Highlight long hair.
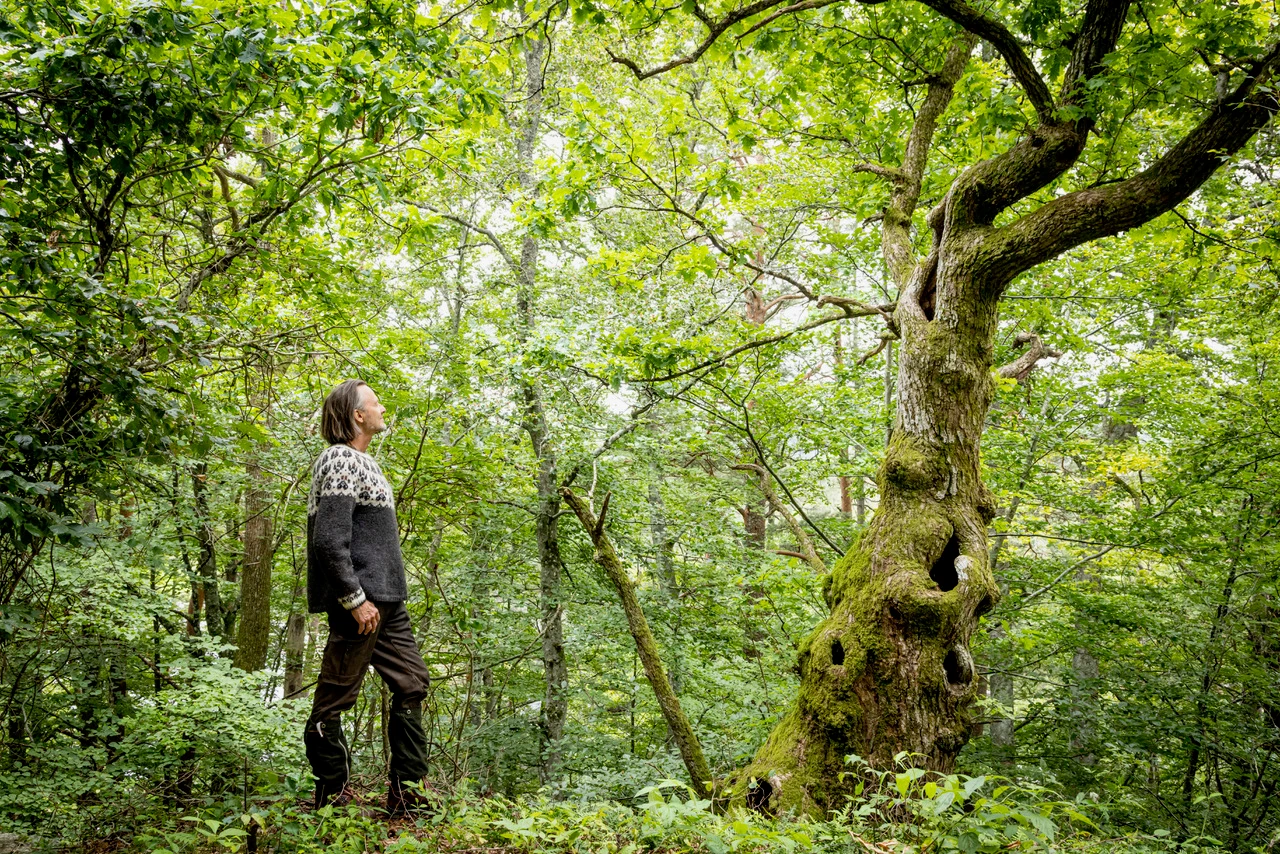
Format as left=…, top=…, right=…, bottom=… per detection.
left=320, top=379, right=368, bottom=445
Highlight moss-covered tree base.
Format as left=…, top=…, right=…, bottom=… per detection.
left=730, top=361, right=1000, bottom=818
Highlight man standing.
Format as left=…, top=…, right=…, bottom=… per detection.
left=304, top=379, right=433, bottom=814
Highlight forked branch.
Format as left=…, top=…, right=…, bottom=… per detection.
left=916, top=0, right=1053, bottom=122
left=990, top=38, right=1280, bottom=282
left=997, top=332, right=1062, bottom=382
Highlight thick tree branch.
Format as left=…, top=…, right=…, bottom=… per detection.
left=916, top=0, right=1053, bottom=122
left=988, top=41, right=1280, bottom=281
left=1060, top=0, right=1133, bottom=107
left=939, top=0, right=1133, bottom=237
left=882, top=33, right=976, bottom=288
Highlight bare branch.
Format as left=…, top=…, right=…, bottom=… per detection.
left=401, top=199, right=519, bottom=272
left=1021, top=546, right=1115, bottom=604
left=738, top=408, right=845, bottom=557
left=996, top=331, right=1063, bottom=382
left=593, top=491, right=611, bottom=540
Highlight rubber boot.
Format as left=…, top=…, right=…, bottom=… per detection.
left=304, top=716, right=353, bottom=809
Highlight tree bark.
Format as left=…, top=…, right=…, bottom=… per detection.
left=561, top=489, right=714, bottom=800
left=192, top=463, right=224, bottom=639
left=737, top=255, right=1003, bottom=812
left=234, top=388, right=275, bottom=671
left=284, top=609, right=306, bottom=699
left=511, top=29, right=568, bottom=786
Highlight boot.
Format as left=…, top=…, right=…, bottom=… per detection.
left=305, top=716, right=353, bottom=810
left=386, top=776, right=438, bottom=817
left=314, top=780, right=356, bottom=810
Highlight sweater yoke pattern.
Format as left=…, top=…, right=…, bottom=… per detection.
left=307, top=445, right=395, bottom=515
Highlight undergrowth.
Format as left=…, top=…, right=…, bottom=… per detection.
left=111, top=761, right=1237, bottom=854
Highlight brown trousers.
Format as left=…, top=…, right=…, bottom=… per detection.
left=305, top=601, right=431, bottom=788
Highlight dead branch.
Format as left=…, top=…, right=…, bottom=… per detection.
left=996, top=331, right=1063, bottom=382
left=733, top=463, right=826, bottom=573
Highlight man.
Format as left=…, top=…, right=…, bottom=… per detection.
left=304, top=379, right=433, bottom=815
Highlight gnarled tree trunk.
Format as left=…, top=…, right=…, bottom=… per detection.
left=721, top=0, right=1279, bottom=815
left=739, top=259, right=1001, bottom=812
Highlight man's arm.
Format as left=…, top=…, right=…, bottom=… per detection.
left=312, top=493, right=380, bottom=633
left=312, top=493, right=366, bottom=607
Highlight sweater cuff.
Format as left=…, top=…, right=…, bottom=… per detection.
left=338, top=588, right=367, bottom=610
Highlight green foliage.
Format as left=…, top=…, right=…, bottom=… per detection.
left=1, top=0, right=1278, bottom=850
left=128, top=779, right=1220, bottom=854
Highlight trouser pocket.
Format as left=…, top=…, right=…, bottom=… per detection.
left=304, top=716, right=351, bottom=788
left=387, top=704, right=430, bottom=781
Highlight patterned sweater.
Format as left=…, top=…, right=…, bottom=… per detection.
left=306, top=444, right=408, bottom=613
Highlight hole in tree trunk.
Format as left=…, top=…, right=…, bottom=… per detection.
left=746, top=778, right=774, bottom=815
left=831, top=638, right=845, bottom=666
left=930, top=533, right=962, bottom=592
left=943, top=647, right=972, bottom=686
left=976, top=593, right=994, bottom=617
left=919, top=263, right=937, bottom=321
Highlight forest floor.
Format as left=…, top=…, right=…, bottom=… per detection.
left=97, top=780, right=1209, bottom=854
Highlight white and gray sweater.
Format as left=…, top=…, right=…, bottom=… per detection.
left=306, top=444, right=408, bottom=612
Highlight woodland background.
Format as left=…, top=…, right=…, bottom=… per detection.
left=1, top=0, right=1278, bottom=851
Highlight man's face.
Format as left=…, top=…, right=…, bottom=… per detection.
left=354, top=386, right=388, bottom=435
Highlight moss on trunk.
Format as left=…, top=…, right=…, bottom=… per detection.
left=733, top=272, right=1000, bottom=816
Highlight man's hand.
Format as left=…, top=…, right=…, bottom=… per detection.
left=352, top=601, right=380, bottom=635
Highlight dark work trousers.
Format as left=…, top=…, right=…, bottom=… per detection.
left=304, top=601, right=431, bottom=793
